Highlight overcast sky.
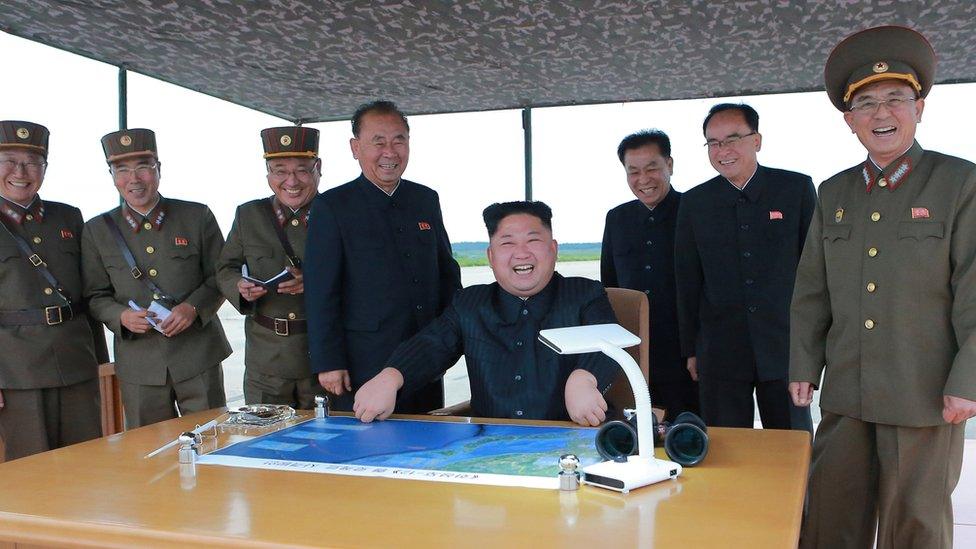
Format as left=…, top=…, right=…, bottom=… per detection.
left=3, top=31, right=975, bottom=243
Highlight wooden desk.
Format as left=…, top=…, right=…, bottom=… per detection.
left=0, top=411, right=809, bottom=548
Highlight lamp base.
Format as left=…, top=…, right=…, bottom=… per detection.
left=582, top=456, right=682, bottom=494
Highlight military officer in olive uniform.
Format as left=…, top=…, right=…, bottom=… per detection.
left=790, top=26, right=976, bottom=548
left=82, top=129, right=230, bottom=428
left=216, top=127, right=326, bottom=408
left=0, top=121, right=102, bottom=460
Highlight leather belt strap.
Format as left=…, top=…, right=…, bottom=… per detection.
left=253, top=312, right=306, bottom=336
left=266, top=199, right=302, bottom=268
left=0, top=214, right=72, bottom=305
left=100, top=213, right=177, bottom=306
left=0, top=303, right=82, bottom=327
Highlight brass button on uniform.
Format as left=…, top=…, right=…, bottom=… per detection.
left=143, top=222, right=153, bottom=230
left=290, top=219, right=299, bottom=227
left=148, top=268, right=158, bottom=277
left=868, top=247, right=878, bottom=257
left=878, top=178, right=888, bottom=188
left=32, top=236, right=41, bottom=244
left=287, top=312, right=297, bottom=320
left=146, top=246, right=155, bottom=254
left=871, top=212, right=881, bottom=222
left=25, top=214, right=33, bottom=221
left=43, top=287, right=53, bottom=295
left=866, top=282, right=877, bottom=292
left=864, top=319, right=875, bottom=329
left=153, top=293, right=161, bottom=300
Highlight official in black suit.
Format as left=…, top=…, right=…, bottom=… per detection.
left=601, top=129, right=698, bottom=422
left=353, top=201, right=618, bottom=426
left=675, top=103, right=815, bottom=431
left=305, top=101, right=461, bottom=413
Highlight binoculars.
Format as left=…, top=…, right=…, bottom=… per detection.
left=595, top=411, right=709, bottom=467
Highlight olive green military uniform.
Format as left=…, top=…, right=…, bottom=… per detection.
left=217, top=198, right=324, bottom=408
left=82, top=129, right=230, bottom=428
left=0, top=121, right=101, bottom=461
left=791, top=26, right=975, bottom=549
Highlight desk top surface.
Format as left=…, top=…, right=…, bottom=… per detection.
left=0, top=411, right=809, bottom=548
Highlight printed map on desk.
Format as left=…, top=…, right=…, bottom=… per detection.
left=197, top=416, right=603, bottom=489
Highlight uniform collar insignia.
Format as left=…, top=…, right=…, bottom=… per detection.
left=0, top=196, right=43, bottom=225
left=863, top=141, right=923, bottom=193
left=123, top=198, right=167, bottom=232
left=271, top=197, right=310, bottom=227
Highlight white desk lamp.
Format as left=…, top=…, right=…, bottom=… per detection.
left=539, top=323, right=682, bottom=493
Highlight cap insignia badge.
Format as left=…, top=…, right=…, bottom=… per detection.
left=15, top=127, right=29, bottom=139
left=280, top=135, right=292, bottom=146
left=120, top=135, right=132, bottom=146
left=835, top=208, right=844, bottom=223
left=873, top=61, right=889, bottom=73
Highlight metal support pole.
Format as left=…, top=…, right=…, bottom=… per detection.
left=118, top=65, right=128, bottom=130
left=522, top=107, right=532, bottom=201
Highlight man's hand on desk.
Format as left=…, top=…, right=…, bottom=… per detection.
left=353, top=367, right=404, bottom=423
left=565, top=369, right=607, bottom=427
left=318, top=370, right=352, bottom=395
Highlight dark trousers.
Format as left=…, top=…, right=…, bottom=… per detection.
left=244, top=369, right=328, bottom=410
left=801, top=413, right=963, bottom=549
left=0, top=378, right=101, bottom=461
left=650, top=378, right=700, bottom=423
left=699, top=375, right=812, bottom=431
left=120, top=364, right=226, bottom=428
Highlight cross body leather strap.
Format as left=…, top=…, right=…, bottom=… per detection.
left=100, top=213, right=177, bottom=306
left=266, top=199, right=302, bottom=268
left=0, top=213, right=71, bottom=305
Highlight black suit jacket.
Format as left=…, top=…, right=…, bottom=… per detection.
left=601, top=189, right=686, bottom=383
left=674, top=166, right=816, bottom=382
left=304, top=175, right=461, bottom=392
left=387, top=273, right=618, bottom=421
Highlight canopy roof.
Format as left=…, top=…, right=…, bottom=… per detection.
left=2, top=1, right=975, bottom=123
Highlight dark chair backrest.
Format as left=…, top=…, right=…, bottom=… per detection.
left=604, top=287, right=650, bottom=413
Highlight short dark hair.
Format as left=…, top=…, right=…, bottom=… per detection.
left=616, top=129, right=671, bottom=164
left=483, top=201, right=553, bottom=238
left=351, top=100, right=410, bottom=137
left=702, top=103, right=760, bottom=135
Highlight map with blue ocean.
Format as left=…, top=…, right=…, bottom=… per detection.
left=198, top=416, right=604, bottom=489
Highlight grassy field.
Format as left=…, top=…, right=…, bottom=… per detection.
left=452, top=242, right=600, bottom=267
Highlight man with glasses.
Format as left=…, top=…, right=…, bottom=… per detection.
left=216, top=127, right=326, bottom=408
left=791, top=26, right=976, bottom=548
left=0, top=121, right=102, bottom=460
left=674, top=103, right=816, bottom=431
left=305, top=100, right=461, bottom=413
left=82, top=129, right=230, bottom=428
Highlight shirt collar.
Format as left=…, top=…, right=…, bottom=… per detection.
left=0, top=195, right=44, bottom=225
left=494, top=272, right=560, bottom=325
left=122, top=196, right=167, bottom=232
left=724, top=164, right=759, bottom=192
left=271, top=196, right=311, bottom=227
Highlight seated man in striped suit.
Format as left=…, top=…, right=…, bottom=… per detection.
left=353, top=201, right=618, bottom=426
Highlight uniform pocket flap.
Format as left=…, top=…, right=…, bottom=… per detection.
left=898, top=221, right=944, bottom=240
left=822, top=224, right=852, bottom=241
left=0, top=246, right=20, bottom=261
left=170, top=247, right=200, bottom=259
left=244, top=245, right=275, bottom=259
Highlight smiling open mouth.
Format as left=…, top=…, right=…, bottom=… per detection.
left=872, top=126, right=896, bottom=136
left=513, top=264, right=534, bottom=274
left=379, top=162, right=398, bottom=170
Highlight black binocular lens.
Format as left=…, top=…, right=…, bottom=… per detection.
left=594, top=411, right=709, bottom=467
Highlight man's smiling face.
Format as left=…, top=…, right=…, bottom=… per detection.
left=487, top=213, right=558, bottom=298
left=843, top=80, right=923, bottom=167
left=623, top=143, right=673, bottom=208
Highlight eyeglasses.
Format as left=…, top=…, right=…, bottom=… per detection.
left=268, top=167, right=316, bottom=181
left=704, top=132, right=757, bottom=149
left=0, top=159, right=47, bottom=173
left=111, top=163, right=158, bottom=177
left=849, top=97, right=916, bottom=114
